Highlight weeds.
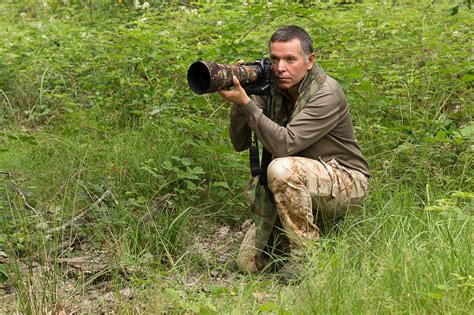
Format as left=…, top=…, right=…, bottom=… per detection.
left=0, top=0, right=472, bottom=313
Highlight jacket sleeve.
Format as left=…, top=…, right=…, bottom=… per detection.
left=229, top=95, right=267, bottom=152
left=239, top=84, right=344, bottom=157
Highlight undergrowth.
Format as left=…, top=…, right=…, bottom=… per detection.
left=0, top=0, right=472, bottom=313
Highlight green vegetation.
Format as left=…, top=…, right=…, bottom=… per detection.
left=0, top=0, right=472, bottom=313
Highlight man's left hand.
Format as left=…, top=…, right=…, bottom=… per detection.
left=217, top=76, right=251, bottom=107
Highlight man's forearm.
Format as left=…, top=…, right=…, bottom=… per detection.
left=230, top=103, right=252, bottom=151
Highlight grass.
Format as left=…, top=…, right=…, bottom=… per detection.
left=0, top=0, right=472, bottom=313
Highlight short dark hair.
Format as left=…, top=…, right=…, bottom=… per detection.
left=269, top=25, right=313, bottom=56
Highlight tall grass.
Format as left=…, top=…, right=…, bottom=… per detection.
left=0, top=0, right=472, bottom=313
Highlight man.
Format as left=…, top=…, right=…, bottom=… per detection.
left=218, top=25, right=370, bottom=275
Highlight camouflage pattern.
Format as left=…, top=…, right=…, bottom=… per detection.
left=237, top=176, right=277, bottom=273
left=236, top=65, right=368, bottom=273
left=267, top=157, right=369, bottom=246
left=291, top=63, right=326, bottom=120
left=236, top=156, right=368, bottom=273
left=237, top=65, right=331, bottom=274
left=268, top=64, right=326, bottom=125
left=187, top=60, right=260, bottom=94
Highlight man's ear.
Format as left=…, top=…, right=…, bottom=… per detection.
left=307, top=53, right=315, bottom=70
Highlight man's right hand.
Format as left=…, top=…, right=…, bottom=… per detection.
left=217, top=76, right=251, bottom=107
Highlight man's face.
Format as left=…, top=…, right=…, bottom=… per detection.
left=269, top=38, right=314, bottom=91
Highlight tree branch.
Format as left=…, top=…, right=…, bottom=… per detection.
left=0, top=171, right=39, bottom=215
left=47, top=189, right=112, bottom=235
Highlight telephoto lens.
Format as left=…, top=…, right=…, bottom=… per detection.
left=187, top=61, right=261, bottom=94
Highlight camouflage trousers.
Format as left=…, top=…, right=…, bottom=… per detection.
left=237, top=157, right=368, bottom=273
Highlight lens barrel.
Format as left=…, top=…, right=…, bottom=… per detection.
left=187, top=61, right=261, bottom=94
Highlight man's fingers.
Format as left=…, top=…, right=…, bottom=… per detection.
left=218, top=76, right=249, bottom=106
left=217, top=89, right=230, bottom=98
left=218, top=88, right=237, bottom=98
left=232, top=76, right=241, bottom=88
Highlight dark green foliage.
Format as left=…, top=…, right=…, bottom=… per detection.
left=0, top=1, right=472, bottom=313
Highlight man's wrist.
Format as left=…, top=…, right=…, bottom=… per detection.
left=238, top=96, right=251, bottom=107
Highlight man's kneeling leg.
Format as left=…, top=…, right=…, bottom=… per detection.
left=236, top=182, right=277, bottom=273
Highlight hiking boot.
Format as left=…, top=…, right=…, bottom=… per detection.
left=236, top=225, right=268, bottom=273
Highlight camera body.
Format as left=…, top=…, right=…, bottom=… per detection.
left=241, top=58, right=272, bottom=96
left=187, top=57, right=273, bottom=96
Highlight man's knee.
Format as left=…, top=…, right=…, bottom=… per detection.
left=267, top=157, right=305, bottom=193
left=267, top=158, right=292, bottom=183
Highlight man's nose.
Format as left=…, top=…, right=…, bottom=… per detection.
left=274, top=60, right=286, bottom=73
